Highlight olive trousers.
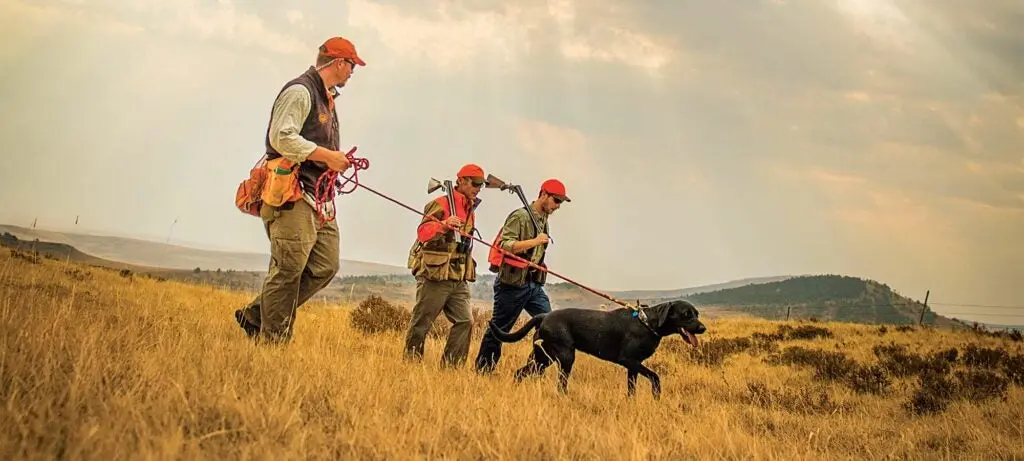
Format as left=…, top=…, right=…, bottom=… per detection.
left=403, top=277, right=474, bottom=367
left=237, top=199, right=339, bottom=344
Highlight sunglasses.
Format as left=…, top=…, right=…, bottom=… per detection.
left=470, top=179, right=485, bottom=187
left=552, top=197, right=564, bottom=204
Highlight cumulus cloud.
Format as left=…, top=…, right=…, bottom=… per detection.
left=517, top=118, right=588, bottom=163
left=344, top=0, right=533, bottom=71
left=155, top=0, right=308, bottom=55
left=787, top=167, right=968, bottom=275
left=831, top=0, right=918, bottom=52
left=0, top=0, right=309, bottom=56
left=0, top=0, right=144, bottom=41
left=345, top=0, right=674, bottom=75
left=513, top=117, right=598, bottom=191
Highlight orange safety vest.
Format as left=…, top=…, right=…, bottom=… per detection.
left=408, top=192, right=478, bottom=282
left=487, top=206, right=546, bottom=273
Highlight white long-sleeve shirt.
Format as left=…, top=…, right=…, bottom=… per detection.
left=268, top=84, right=319, bottom=163
left=266, top=83, right=337, bottom=220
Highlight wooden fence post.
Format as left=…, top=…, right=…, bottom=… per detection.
left=918, top=290, right=930, bottom=325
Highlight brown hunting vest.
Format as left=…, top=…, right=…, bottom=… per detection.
left=264, top=66, right=340, bottom=195
left=408, top=192, right=480, bottom=282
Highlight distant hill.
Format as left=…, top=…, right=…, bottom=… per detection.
left=657, top=274, right=961, bottom=327
left=0, top=232, right=289, bottom=291
left=0, top=233, right=149, bottom=271
left=0, top=224, right=406, bottom=277
left=606, top=275, right=796, bottom=301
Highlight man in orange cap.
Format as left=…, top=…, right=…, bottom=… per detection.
left=403, top=163, right=488, bottom=367
left=234, top=36, right=366, bottom=344
left=475, top=178, right=570, bottom=374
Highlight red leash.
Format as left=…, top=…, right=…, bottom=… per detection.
left=312, top=146, right=370, bottom=227
left=329, top=171, right=643, bottom=312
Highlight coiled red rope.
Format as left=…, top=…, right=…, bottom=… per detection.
left=313, top=146, right=370, bottom=227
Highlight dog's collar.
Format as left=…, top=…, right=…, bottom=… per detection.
left=631, top=308, right=660, bottom=336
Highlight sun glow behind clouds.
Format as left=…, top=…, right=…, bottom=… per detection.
left=832, top=0, right=917, bottom=52
left=345, top=0, right=673, bottom=76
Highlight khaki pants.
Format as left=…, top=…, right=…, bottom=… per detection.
left=238, top=199, right=339, bottom=344
left=404, top=278, right=473, bottom=367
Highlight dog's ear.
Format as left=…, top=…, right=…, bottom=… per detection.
left=655, top=303, right=673, bottom=330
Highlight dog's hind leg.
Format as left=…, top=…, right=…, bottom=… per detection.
left=626, top=369, right=639, bottom=397
left=553, top=348, right=576, bottom=395
left=513, top=341, right=552, bottom=382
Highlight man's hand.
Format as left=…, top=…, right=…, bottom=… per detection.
left=509, top=233, right=549, bottom=253
left=325, top=150, right=351, bottom=172
left=445, top=215, right=464, bottom=228
left=307, top=147, right=351, bottom=172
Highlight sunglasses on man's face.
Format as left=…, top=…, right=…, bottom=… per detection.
left=470, top=179, right=485, bottom=187
left=552, top=196, right=564, bottom=204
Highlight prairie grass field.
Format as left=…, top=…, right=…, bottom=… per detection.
left=1, top=248, right=1022, bottom=460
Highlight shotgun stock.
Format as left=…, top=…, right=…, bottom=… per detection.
left=484, top=174, right=551, bottom=246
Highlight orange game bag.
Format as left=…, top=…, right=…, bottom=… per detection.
left=235, top=155, right=268, bottom=217
left=260, top=157, right=304, bottom=207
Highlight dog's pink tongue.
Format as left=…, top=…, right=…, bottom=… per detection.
left=681, top=329, right=699, bottom=348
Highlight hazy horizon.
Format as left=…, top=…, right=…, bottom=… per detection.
left=3, top=220, right=1022, bottom=327
left=1, top=0, right=1021, bottom=325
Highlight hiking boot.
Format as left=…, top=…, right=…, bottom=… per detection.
left=234, top=309, right=259, bottom=339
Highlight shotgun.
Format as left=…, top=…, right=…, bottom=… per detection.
left=484, top=174, right=551, bottom=245
left=427, top=177, right=467, bottom=252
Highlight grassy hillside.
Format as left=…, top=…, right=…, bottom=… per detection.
left=1, top=247, right=1022, bottom=459
left=0, top=224, right=407, bottom=276
left=665, top=274, right=961, bottom=327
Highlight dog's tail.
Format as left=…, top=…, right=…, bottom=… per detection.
left=488, top=315, right=546, bottom=343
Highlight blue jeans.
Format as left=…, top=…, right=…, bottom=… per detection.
left=474, top=278, right=552, bottom=373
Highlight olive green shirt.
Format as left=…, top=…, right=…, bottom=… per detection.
left=499, top=206, right=548, bottom=264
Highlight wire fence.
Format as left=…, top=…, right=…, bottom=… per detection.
left=687, top=300, right=1024, bottom=330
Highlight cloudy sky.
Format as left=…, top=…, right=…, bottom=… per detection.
left=1, top=0, right=1022, bottom=324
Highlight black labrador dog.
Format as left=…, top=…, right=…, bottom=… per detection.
left=487, top=299, right=706, bottom=399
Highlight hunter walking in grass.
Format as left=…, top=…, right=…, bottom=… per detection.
left=403, top=164, right=487, bottom=367
left=234, top=36, right=366, bottom=344
left=474, top=179, right=569, bottom=374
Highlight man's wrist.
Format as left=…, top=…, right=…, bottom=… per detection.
left=511, top=239, right=535, bottom=253
left=307, top=146, right=335, bottom=163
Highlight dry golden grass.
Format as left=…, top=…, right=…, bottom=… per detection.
left=1, top=247, right=1023, bottom=460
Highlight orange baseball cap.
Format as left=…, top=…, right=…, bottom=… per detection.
left=457, top=163, right=485, bottom=179
left=319, top=37, right=366, bottom=66
left=541, top=179, right=570, bottom=202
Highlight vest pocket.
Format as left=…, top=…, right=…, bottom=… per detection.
left=417, top=250, right=452, bottom=282
left=498, top=264, right=528, bottom=287
left=530, top=264, right=548, bottom=285
left=261, top=157, right=303, bottom=207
